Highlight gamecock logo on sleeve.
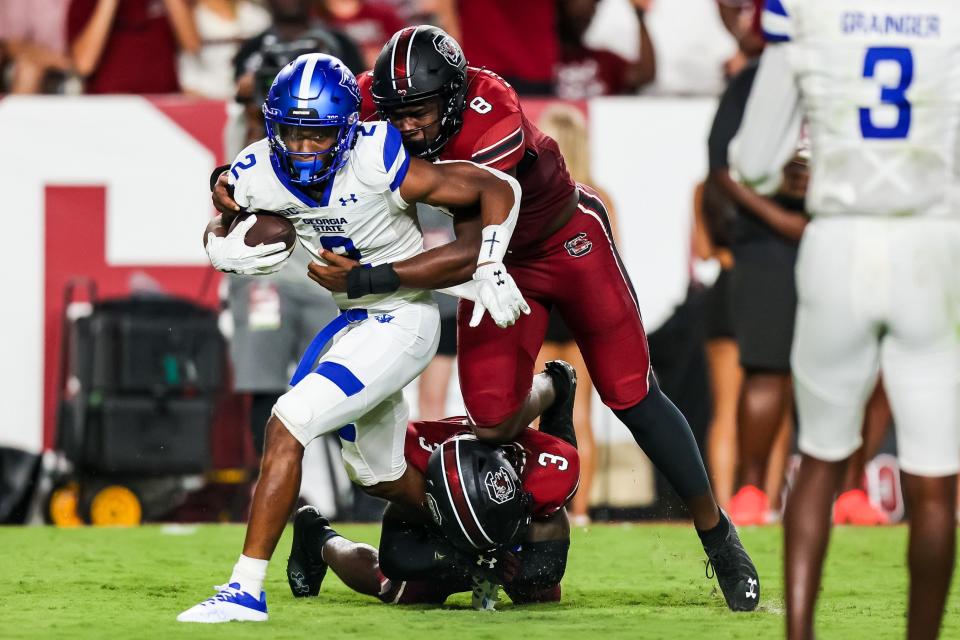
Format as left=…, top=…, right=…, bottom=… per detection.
left=484, top=467, right=516, bottom=504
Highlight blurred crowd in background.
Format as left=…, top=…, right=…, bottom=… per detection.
left=0, top=0, right=766, bottom=99
left=1, top=0, right=902, bottom=527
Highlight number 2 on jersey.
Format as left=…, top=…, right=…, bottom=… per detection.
left=859, top=46, right=913, bottom=139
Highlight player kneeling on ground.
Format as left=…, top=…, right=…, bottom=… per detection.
left=178, top=52, right=529, bottom=623
left=287, top=415, right=579, bottom=609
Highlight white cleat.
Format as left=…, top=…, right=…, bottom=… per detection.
left=177, top=583, right=268, bottom=623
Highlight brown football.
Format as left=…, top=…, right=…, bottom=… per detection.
left=228, top=211, right=297, bottom=250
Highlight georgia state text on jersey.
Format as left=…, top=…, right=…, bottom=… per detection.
left=405, top=418, right=580, bottom=521
left=359, top=67, right=577, bottom=254
left=228, top=121, right=424, bottom=310
left=736, top=0, right=960, bottom=219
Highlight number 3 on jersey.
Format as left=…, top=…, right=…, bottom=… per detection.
left=538, top=452, right=569, bottom=471
left=860, top=46, right=913, bottom=139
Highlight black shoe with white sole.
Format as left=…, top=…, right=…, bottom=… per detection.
left=703, top=514, right=760, bottom=612
left=287, top=505, right=337, bottom=598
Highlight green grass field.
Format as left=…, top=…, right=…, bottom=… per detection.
left=1, top=523, right=957, bottom=639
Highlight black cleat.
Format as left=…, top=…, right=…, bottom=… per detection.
left=540, top=360, right=578, bottom=448
left=287, top=505, right=335, bottom=598
left=703, top=516, right=760, bottom=612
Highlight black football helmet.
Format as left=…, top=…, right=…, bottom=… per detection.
left=424, top=434, right=532, bottom=554
left=247, top=29, right=344, bottom=106
left=370, top=25, right=468, bottom=158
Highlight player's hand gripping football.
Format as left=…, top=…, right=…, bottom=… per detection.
left=205, top=214, right=291, bottom=275
left=307, top=249, right=357, bottom=292
left=470, top=262, right=531, bottom=329
left=212, top=172, right=240, bottom=214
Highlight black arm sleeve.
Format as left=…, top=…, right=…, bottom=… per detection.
left=378, top=516, right=469, bottom=583
left=707, top=61, right=760, bottom=172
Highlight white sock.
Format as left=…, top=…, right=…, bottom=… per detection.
left=229, top=555, right=268, bottom=595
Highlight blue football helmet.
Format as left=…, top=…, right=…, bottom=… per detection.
left=262, top=53, right=361, bottom=187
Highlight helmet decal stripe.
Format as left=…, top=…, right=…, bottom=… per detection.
left=388, top=31, right=400, bottom=90
left=440, top=440, right=485, bottom=549
left=454, top=439, right=496, bottom=546
left=392, top=26, right=417, bottom=93
left=405, top=25, right=420, bottom=89
left=297, top=55, right=320, bottom=108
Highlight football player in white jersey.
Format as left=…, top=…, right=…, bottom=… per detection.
left=179, top=53, right=531, bottom=623
left=732, top=1, right=960, bottom=637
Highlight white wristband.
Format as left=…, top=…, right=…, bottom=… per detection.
left=478, top=224, right=509, bottom=264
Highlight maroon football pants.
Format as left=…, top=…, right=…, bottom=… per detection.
left=458, top=186, right=651, bottom=426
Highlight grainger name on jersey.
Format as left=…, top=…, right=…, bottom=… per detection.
left=739, top=0, right=960, bottom=219
left=840, top=11, right=941, bottom=37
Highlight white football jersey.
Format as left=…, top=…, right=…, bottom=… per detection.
left=734, top=0, right=960, bottom=218
left=228, top=121, right=427, bottom=310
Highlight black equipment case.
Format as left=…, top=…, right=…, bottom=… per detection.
left=50, top=280, right=226, bottom=523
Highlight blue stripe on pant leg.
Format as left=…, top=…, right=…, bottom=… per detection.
left=314, top=361, right=365, bottom=397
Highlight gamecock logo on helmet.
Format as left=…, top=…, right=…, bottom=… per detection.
left=484, top=467, right=516, bottom=504
left=433, top=33, right=463, bottom=66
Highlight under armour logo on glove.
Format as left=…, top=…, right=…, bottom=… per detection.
left=745, top=578, right=758, bottom=599
left=470, top=261, right=531, bottom=328
left=339, top=194, right=358, bottom=206
left=476, top=555, right=498, bottom=570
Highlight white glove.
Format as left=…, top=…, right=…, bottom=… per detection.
left=205, top=214, right=291, bottom=275
left=469, top=262, right=531, bottom=329
left=436, top=281, right=479, bottom=303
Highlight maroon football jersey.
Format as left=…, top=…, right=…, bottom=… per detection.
left=405, top=417, right=580, bottom=521
left=358, top=67, right=577, bottom=255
